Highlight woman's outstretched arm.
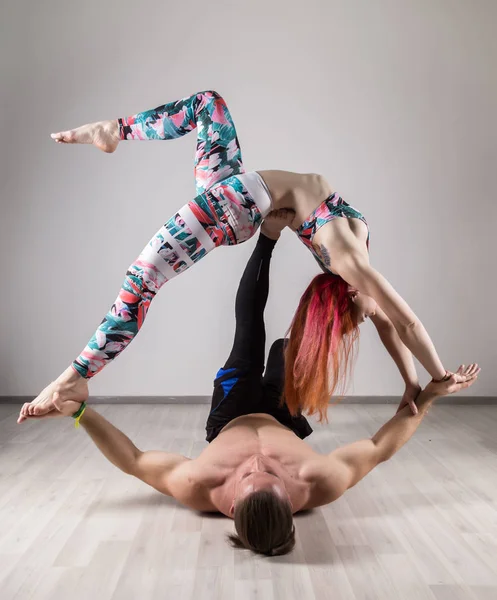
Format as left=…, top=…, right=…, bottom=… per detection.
left=335, top=248, right=447, bottom=380
left=318, top=224, right=448, bottom=381
left=370, top=307, right=421, bottom=413
left=370, top=307, right=419, bottom=385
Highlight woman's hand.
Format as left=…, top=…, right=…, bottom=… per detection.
left=396, top=383, right=422, bottom=415
left=426, top=364, right=480, bottom=397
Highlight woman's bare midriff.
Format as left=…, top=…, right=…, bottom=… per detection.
left=257, top=170, right=334, bottom=228
left=257, top=169, right=369, bottom=265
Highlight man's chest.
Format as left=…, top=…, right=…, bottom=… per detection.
left=197, top=429, right=318, bottom=481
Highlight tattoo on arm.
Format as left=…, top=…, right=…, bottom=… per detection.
left=319, top=244, right=331, bottom=267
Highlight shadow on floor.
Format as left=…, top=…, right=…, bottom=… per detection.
left=93, top=491, right=187, bottom=512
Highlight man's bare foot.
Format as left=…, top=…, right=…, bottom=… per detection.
left=261, top=209, right=296, bottom=241
left=50, top=120, right=120, bottom=153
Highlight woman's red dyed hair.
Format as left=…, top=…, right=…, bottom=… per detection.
left=284, top=273, right=359, bottom=422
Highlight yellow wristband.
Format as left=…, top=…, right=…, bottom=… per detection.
left=73, top=404, right=87, bottom=429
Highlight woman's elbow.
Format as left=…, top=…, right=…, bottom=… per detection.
left=396, top=317, right=421, bottom=337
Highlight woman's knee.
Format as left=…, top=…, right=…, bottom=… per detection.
left=194, top=90, right=224, bottom=105
left=200, top=90, right=223, bottom=100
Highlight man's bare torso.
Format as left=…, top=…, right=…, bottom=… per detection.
left=167, top=414, right=336, bottom=517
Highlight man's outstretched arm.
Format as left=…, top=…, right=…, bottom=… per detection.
left=316, top=364, right=480, bottom=502
left=79, top=408, right=190, bottom=495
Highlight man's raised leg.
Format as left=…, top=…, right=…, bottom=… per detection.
left=205, top=210, right=294, bottom=441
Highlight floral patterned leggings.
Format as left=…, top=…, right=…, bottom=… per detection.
left=73, top=91, right=270, bottom=379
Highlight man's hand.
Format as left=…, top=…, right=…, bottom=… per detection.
left=426, top=364, right=480, bottom=397
left=397, top=383, right=422, bottom=415
left=52, top=392, right=83, bottom=416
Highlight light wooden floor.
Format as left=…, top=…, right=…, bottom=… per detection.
left=1, top=403, right=496, bottom=600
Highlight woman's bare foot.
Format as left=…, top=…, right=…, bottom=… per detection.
left=50, top=119, right=120, bottom=153
left=261, top=209, right=296, bottom=240
left=17, top=366, right=89, bottom=423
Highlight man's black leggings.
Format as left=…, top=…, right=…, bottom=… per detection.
left=205, top=233, right=312, bottom=442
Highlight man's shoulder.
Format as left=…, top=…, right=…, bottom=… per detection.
left=299, top=454, right=349, bottom=509
left=168, top=459, right=224, bottom=511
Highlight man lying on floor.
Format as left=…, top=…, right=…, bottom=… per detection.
left=26, top=212, right=480, bottom=557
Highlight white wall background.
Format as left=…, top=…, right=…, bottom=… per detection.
left=1, top=0, right=495, bottom=397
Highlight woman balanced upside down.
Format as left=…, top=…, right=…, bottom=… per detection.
left=18, top=90, right=473, bottom=424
